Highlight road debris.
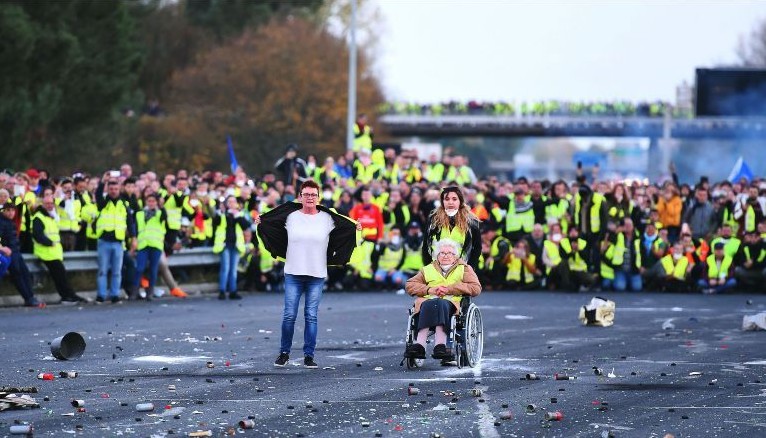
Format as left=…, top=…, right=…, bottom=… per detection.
left=579, top=297, right=616, bottom=327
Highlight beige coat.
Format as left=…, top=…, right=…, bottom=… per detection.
left=405, top=260, right=482, bottom=314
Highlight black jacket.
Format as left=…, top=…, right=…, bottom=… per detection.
left=257, top=202, right=357, bottom=266
left=0, top=215, right=21, bottom=253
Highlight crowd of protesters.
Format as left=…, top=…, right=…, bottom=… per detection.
left=1, top=136, right=765, bottom=307
left=379, top=100, right=693, bottom=118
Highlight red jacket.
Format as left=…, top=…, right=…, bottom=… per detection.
left=349, top=203, right=384, bottom=242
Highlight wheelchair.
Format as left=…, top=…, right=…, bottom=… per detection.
left=403, top=296, right=483, bottom=369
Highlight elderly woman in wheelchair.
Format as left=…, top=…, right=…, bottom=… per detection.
left=404, top=239, right=482, bottom=362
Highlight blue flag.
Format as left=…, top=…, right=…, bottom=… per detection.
left=727, top=156, right=754, bottom=183
left=227, top=135, right=239, bottom=174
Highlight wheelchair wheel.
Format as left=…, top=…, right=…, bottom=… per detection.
left=464, top=304, right=484, bottom=367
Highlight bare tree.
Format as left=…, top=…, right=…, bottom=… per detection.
left=737, top=19, right=766, bottom=67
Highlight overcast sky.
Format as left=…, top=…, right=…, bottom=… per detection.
left=375, top=1, right=766, bottom=103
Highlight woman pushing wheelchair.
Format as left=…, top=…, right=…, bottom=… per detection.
left=404, top=238, right=482, bottom=362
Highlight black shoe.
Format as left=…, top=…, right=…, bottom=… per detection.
left=404, top=343, right=426, bottom=359
left=432, top=344, right=451, bottom=360
left=304, top=356, right=318, bottom=369
left=111, top=296, right=122, bottom=304
left=60, top=297, right=79, bottom=306
left=274, top=353, right=290, bottom=367
left=218, top=292, right=227, bottom=300
left=229, top=293, right=242, bottom=300
left=95, top=296, right=105, bottom=304
left=72, top=294, right=90, bottom=303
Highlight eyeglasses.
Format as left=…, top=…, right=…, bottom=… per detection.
left=301, top=193, right=319, bottom=198
left=437, top=251, right=457, bottom=257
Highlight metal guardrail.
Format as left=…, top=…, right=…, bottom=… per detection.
left=22, top=247, right=219, bottom=274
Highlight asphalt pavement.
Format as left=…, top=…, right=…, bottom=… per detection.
left=1, top=290, right=765, bottom=437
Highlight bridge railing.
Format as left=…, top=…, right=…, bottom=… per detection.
left=22, top=247, right=219, bottom=274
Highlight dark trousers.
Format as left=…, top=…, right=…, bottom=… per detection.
left=9, top=253, right=35, bottom=303
left=44, top=259, right=75, bottom=299
left=121, top=250, right=138, bottom=296
left=75, top=229, right=88, bottom=251
left=60, top=232, right=77, bottom=252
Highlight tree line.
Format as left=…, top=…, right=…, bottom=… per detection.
left=0, top=0, right=383, bottom=175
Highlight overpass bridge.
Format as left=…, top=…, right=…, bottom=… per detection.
left=379, top=114, right=766, bottom=139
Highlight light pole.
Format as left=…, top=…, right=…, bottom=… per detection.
left=346, top=0, right=357, bottom=152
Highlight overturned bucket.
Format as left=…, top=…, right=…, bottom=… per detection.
left=51, top=332, right=86, bottom=360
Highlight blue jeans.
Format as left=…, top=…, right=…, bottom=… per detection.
left=374, top=269, right=407, bottom=287
left=697, top=278, right=737, bottom=294
left=97, top=240, right=124, bottom=298
left=280, top=274, right=325, bottom=357
left=135, top=248, right=162, bottom=292
left=219, top=246, right=240, bottom=293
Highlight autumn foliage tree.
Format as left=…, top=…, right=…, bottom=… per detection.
left=142, top=17, right=384, bottom=174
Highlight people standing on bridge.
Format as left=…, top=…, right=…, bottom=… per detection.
left=0, top=201, right=45, bottom=307
left=423, top=186, right=482, bottom=271
left=32, top=192, right=89, bottom=304
left=255, top=180, right=359, bottom=369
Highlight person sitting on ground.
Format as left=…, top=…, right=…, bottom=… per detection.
left=698, top=242, right=736, bottom=294
left=404, top=239, right=481, bottom=360
left=658, top=241, right=692, bottom=292
left=504, top=239, right=541, bottom=290
left=734, top=230, right=766, bottom=290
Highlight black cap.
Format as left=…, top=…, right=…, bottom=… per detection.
left=713, top=242, right=725, bottom=250
left=0, top=201, right=14, bottom=212
left=408, top=221, right=421, bottom=229
left=286, top=143, right=299, bottom=152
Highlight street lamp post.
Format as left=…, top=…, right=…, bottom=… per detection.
left=346, top=0, right=357, bottom=152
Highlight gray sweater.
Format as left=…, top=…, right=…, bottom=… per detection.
left=682, top=201, right=716, bottom=239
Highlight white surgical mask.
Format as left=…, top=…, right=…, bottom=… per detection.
left=673, top=253, right=682, bottom=261
left=551, top=233, right=562, bottom=243
left=445, top=208, right=458, bottom=217
left=323, top=190, right=333, bottom=200
left=390, top=236, right=401, bottom=246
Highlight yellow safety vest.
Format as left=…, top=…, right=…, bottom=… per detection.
left=349, top=240, right=376, bottom=279
left=377, top=246, right=403, bottom=271
left=96, top=199, right=128, bottom=241
left=136, top=210, right=166, bottom=251
left=600, top=234, right=642, bottom=280
left=745, top=205, right=756, bottom=233
left=165, top=193, right=192, bottom=231
left=545, top=198, right=569, bottom=233
left=706, top=254, right=733, bottom=280
left=431, top=226, right=466, bottom=257
left=421, top=263, right=465, bottom=308
left=660, top=255, right=688, bottom=280
left=213, top=215, right=246, bottom=255
left=505, top=201, right=535, bottom=234
left=560, top=237, right=587, bottom=271
left=32, top=212, right=63, bottom=262
left=426, top=163, right=445, bottom=183
left=401, top=245, right=424, bottom=272
left=709, top=237, right=741, bottom=259
left=506, top=254, right=536, bottom=284
left=352, top=123, right=372, bottom=152
left=56, top=198, right=81, bottom=233
left=543, top=240, right=562, bottom=273
left=258, top=237, right=276, bottom=273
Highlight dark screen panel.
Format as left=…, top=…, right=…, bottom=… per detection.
left=696, top=68, right=766, bottom=116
